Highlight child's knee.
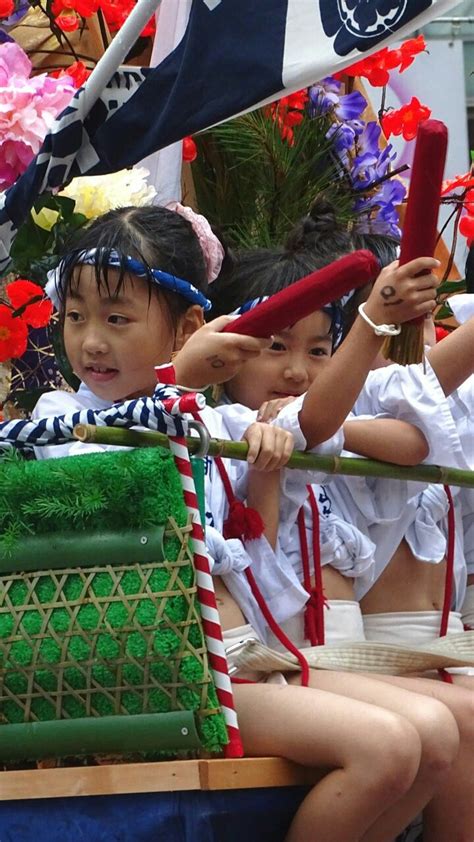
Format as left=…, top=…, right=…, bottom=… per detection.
left=412, top=698, right=460, bottom=775
left=361, top=712, right=421, bottom=800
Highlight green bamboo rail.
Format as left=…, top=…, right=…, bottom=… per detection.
left=74, top=424, right=474, bottom=489
left=0, top=712, right=200, bottom=761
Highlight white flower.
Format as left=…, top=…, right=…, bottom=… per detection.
left=59, top=167, right=157, bottom=219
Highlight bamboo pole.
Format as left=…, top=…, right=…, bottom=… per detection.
left=73, top=424, right=474, bottom=489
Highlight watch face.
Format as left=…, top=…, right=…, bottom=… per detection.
left=319, top=0, right=433, bottom=55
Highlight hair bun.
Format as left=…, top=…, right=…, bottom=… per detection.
left=285, top=197, right=341, bottom=253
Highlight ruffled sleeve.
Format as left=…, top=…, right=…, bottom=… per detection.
left=355, top=361, right=468, bottom=469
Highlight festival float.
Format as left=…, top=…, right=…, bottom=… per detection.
left=0, top=1, right=473, bottom=840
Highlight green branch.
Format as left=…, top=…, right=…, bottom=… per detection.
left=74, top=424, right=474, bottom=489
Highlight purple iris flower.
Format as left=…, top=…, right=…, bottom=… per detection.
left=309, top=85, right=339, bottom=116
left=357, top=121, right=384, bottom=157
left=0, top=29, right=14, bottom=42
left=334, top=90, right=367, bottom=121
left=326, top=122, right=357, bottom=153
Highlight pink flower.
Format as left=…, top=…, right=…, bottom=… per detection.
left=0, top=42, right=74, bottom=190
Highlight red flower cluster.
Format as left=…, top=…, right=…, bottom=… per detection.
left=268, top=89, right=309, bottom=145
left=0, top=280, right=53, bottom=363
left=381, top=97, right=431, bottom=141
left=0, top=0, right=14, bottom=18
left=342, top=36, right=426, bottom=87
left=51, top=0, right=155, bottom=36
left=99, top=0, right=155, bottom=35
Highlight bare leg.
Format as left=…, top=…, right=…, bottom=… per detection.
left=287, top=670, right=460, bottom=842
left=356, top=672, right=474, bottom=842
left=233, top=682, right=422, bottom=842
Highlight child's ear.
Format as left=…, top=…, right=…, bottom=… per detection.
left=174, top=305, right=204, bottom=351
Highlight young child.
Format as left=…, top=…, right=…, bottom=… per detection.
left=208, top=202, right=474, bottom=841
left=31, top=202, right=454, bottom=842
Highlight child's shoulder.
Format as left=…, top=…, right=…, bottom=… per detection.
left=32, top=388, right=92, bottom=420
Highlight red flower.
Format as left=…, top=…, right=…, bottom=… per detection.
left=435, top=326, right=451, bottom=343
left=55, top=10, right=80, bottom=31
left=459, top=213, right=474, bottom=242
left=182, top=136, right=197, bottom=162
left=0, top=306, right=28, bottom=362
left=343, top=36, right=426, bottom=87
left=6, top=280, right=53, bottom=328
left=441, top=172, right=474, bottom=195
left=0, top=0, right=14, bottom=18
left=268, top=88, right=308, bottom=145
left=398, top=36, right=426, bottom=72
left=52, top=61, right=91, bottom=88
left=381, top=97, right=431, bottom=141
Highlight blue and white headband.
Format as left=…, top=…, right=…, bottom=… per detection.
left=232, top=295, right=344, bottom=348
left=45, top=248, right=212, bottom=312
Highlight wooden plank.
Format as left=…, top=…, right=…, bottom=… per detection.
left=0, top=760, right=202, bottom=801
left=0, top=757, right=323, bottom=800
left=198, top=757, right=323, bottom=791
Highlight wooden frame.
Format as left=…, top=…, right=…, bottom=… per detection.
left=0, top=758, right=322, bottom=801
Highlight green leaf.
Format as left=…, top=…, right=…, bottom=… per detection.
left=437, top=278, right=466, bottom=295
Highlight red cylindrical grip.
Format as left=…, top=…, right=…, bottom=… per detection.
left=222, top=249, right=380, bottom=338
left=399, top=119, right=448, bottom=266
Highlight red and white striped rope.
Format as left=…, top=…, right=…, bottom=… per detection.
left=157, top=366, right=242, bottom=757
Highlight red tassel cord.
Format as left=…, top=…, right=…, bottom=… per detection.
left=308, top=486, right=326, bottom=646
left=438, top=485, right=455, bottom=685
left=193, top=410, right=310, bottom=686
left=298, top=487, right=326, bottom=647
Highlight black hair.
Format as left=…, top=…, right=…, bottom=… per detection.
left=58, top=205, right=208, bottom=326
left=339, top=230, right=401, bottom=339
left=351, top=231, right=400, bottom=269
left=210, top=197, right=352, bottom=318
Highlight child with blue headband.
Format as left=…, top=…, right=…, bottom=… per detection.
left=32, top=202, right=459, bottom=842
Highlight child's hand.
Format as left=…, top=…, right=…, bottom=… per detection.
left=256, top=396, right=297, bottom=423
left=173, top=316, right=271, bottom=389
left=364, top=257, right=439, bottom=327
left=243, top=422, right=294, bottom=470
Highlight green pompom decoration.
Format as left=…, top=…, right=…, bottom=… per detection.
left=0, top=614, right=14, bottom=639
left=50, top=608, right=71, bottom=633
left=67, top=636, right=90, bottom=662
left=105, top=603, right=129, bottom=628
left=134, top=599, right=157, bottom=627
left=76, top=604, right=100, bottom=631
left=91, top=573, right=114, bottom=598
left=64, top=667, right=87, bottom=690
left=21, top=610, right=42, bottom=635
left=9, top=641, right=33, bottom=667
left=0, top=448, right=227, bottom=756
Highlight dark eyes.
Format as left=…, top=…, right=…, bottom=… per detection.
left=108, top=314, right=129, bottom=325
left=269, top=341, right=329, bottom=357
left=65, top=311, right=82, bottom=322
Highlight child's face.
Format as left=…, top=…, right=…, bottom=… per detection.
left=63, top=265, right=178, bottom=401
left=225, top=310, right=333, bottom=410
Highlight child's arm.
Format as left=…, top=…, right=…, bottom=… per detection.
left=242, top=421, right=295, bottom=548
left=298, top=257, right=439, bottom=449
left=343, top=418, right=429, bottom=466
left=427, top=317, right=474, bottom=397
left=173, top=315, right=271, bottom=389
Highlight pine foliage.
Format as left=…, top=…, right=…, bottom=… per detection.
left=192, top=106, right=356, bottom=248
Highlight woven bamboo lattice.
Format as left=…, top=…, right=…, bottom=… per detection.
left=0, top=449, right=228, bottom=756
